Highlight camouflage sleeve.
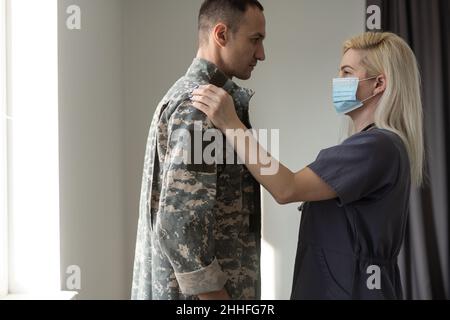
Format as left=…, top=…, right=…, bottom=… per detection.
left=156, top=102, right=227, bottom=296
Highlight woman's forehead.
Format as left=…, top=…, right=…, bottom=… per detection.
left=341, top=49, right=364, bottom=69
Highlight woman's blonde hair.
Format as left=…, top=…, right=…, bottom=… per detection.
left=343, top=32, right=424, bottom=187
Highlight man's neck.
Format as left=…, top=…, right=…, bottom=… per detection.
left=196, top=48, right=232, bottom=79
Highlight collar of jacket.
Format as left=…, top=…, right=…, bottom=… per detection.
left=185, top=58, right=255, bottom=108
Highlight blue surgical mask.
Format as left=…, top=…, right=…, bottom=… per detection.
left=332, top=76, right=378, bottom=114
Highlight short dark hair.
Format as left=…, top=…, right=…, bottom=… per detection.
left=198, top=0, right=264, bottom=39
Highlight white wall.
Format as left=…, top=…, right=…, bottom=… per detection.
left=58, top=0, right=364, bottom=299
left=58, top=0, right=126, bottom=299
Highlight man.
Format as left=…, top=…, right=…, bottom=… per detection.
left=132, top=0, right=266, bottom=300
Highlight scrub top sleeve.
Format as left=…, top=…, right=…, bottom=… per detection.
left=307, top=131, right=400, bottom=206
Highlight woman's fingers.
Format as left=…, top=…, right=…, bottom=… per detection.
left=198, top=84, right=224, bottom=95
left=190, top=84, right=239, bottom=132
left=192, top=85, right=228, bottom=103
left=192, top=91, right=220, bottom=104
left=192, top=101, right=210, bottom=116
left=190, top=88, right=215, bottom=118
left=191, top=93, right=217, bottom=108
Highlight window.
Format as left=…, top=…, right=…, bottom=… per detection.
left=0, top=0, right=8, bottom=297
left=1, top=0, right=60, bottom=297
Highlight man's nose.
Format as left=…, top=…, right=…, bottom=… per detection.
left=255, top=44, right=266, bottom=61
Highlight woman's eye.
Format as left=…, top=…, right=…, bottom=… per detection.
left=343, top=71, right=353, bottom=77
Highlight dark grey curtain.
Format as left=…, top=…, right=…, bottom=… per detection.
left=366, top=0, right=450, bottom=300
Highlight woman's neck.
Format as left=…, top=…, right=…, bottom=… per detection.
left=349, top=105, right=376, bottom=133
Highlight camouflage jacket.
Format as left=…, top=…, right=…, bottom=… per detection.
left=131, top=58, right=261, bottom=300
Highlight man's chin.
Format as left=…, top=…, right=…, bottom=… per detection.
left=235, top=72, right=252, bottom=81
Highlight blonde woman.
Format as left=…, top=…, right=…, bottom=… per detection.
left=191, top=32, right=424, bottom=300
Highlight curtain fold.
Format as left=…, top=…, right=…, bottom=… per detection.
left=366, top=0, right=449, bottom=300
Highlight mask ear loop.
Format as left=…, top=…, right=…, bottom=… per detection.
left=360, top=91, right=380, bottom=104
left=359, top=75, right=381, bottom=104
left=359, top=75, right=378, bottom=82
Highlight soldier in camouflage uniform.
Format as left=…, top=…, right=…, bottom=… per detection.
left=132, top=0, right=266, bottom=300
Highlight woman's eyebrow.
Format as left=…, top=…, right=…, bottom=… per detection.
left=340, top=65, right=355, bottom=71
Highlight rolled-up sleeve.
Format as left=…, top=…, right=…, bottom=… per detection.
left=156, top=102, right=227, bottom=295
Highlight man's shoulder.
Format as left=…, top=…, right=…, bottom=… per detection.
left=161, top=78, right=212, bottom=130
left=167, top=76, right=193, bottom=98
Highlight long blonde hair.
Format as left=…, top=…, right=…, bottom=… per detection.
left=343, top=32, right=424, bottom=187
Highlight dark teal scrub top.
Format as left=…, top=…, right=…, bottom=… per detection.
left=291, top=126, right=411, bottom=300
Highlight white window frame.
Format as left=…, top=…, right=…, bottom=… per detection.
left=0, top=0, right=8, bottom=298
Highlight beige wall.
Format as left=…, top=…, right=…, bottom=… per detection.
left=59, top=0, right=365, bottom=299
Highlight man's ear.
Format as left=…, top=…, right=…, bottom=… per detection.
left=212, top=23, right=229, bottom=48
left=374, top=74, right=387, bottom=95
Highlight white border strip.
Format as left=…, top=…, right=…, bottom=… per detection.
left=0, top=0, right=9, bottom=298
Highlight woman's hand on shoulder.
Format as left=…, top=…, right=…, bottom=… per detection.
left=191, top=84, right=243, bottom=132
